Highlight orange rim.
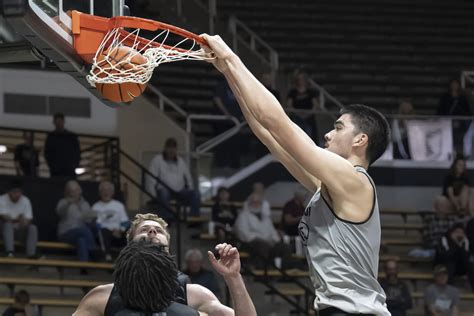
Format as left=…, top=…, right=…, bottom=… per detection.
left=71, top=10, right=207, bottom=64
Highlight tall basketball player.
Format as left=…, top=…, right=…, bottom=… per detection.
left=201, top=34, right=391, bottom=315
left=74, top=213, right=256, bottom=316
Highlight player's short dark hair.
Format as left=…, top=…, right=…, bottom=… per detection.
left=340, top=104, right=390, bottom=165
left=53, top=112, right=65, bottom=120
left=114, top=239, right=179, bottom=312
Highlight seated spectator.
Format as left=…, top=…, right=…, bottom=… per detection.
left=211, top=187, right=237, bottom=243
left=437, top=79, right=472, bottom=154
left=281, top=189, right=307, bottom=236
left=423, top=211, right=464, bottom=251
left=14, top=132, right=39, bottom=177
left=183, top=248, right=221, bottom=299
left=2, top=290, right=38, bottom=316
left=466, top=218, right=474, bottom=291
left=147, top=138, right=200, bottom=222
left=234, top=189, right=291, bottom=269
left=56, top=180, right=96, bottom=262
left=424, top=265, right=460, bottom=316
left=0, top=180, right=37, bottom=258
left=434, top=156, right=473, bottom=216
left=434, top=223, right=472, bottom=285
left=92, top=181, right=129, bottom=262
left=379, top=260, right=413, bottom=316
left=286, top=71, right=320, bottom=141
left=392, top=99, right=414, bottom=159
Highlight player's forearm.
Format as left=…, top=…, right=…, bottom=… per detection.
left=224, top=274, right=257, bottom=316
left=222, top=55, right=286, bottom=130
left=223, top=72, right=273, bottom=147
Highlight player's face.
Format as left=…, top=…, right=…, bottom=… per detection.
left=324, top=114, right=358, bottom=158
left=133, top=220, right=169, bottom=247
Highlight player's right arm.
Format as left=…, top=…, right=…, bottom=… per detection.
left=223, top=71, right=320, bottom=192
left=73, top=284, right=111, bottom=316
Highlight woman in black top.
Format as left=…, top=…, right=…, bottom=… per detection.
left=435, top=157, right=472, bottom=215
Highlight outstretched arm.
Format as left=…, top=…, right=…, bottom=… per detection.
left=223, top=68, right=320, bottom=192
left=201, top=34, right=361, bottom=197
left=209, top=243, right=256, bottom=316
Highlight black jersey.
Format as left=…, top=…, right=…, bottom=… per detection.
left=104, top=285, right=198, bottom=316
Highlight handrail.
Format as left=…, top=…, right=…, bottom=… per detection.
left=308, top=78, right=344, bottom=110
left=196, top=121, right=247, bottom=155
left=117, top=146, right=178, bottom=196
left=146, top=84, right=188, bottom=118
left=228, top=16, right=278, bottom=74
left=461, top=71, right=474, bottom=89
left=185, top=115, right=241, bottom=162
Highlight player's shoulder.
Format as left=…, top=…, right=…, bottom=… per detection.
left=73, top=283, right=113, bottom=316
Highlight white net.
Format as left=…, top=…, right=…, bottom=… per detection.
left=87, top=27, right=211, bottom=86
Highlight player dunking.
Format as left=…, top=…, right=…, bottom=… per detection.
left=202, top=34, right=391, bottom=315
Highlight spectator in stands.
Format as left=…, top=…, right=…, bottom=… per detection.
left=2, top=290, right=38, bottom=316
left=14, top=132, right=39, bottom=177
left=261, top=72, right=280, bottom=101
left=379, top=260, right=413, bottom=316
left=211, top=187, right=237, bottom=243
left=234, top=185, right=291, bottom=269
left=183, top=248, right=221, bottom=299
left=286, top=71, right=320, bottom=141
left=44, top=112, right=81, bottom=178
left=0, top=179, right=37, bottom=258
left=56, top=180, right=96, bottom=262
left=147, top=138, right=200, bottom=221
left=434, top=156, right=472, bottom=216
left=434, top=223, right=471, bottom=284
left=437, top=79, right=472, bottom=155
left=466, top=217, right=474, bottom=291
left=92, top=181, right=129, bottom=262
left=280, top=189, right=307, bottom=236
left=213, top=78, right=242, bottom=169
left=424, top=265, right=460, bottom=316
left=392, top=99, right=414, bottom=159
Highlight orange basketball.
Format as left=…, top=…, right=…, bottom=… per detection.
left=93, top=46, right=148, bottom=103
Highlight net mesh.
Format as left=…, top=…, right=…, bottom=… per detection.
left=87, top=27, right=210, bottom=86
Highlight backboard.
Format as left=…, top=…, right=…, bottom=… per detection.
left=1, top=0, right=126, bottom=107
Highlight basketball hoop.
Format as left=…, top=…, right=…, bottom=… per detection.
left=70, top=11, right=211, bottom=87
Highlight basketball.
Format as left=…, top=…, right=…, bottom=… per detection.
left=93, top=46, right=148, bottom=103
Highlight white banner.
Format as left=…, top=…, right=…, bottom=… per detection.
left=464, top=121, right=474, bottom=158
left=406, top=119, right=453, bottom=161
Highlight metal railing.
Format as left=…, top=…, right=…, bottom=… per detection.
left=308, top=78, right=344, bottom=111
left=461, top=71, right=474, bottom=89
left=228, top=16, right=279, bottom=75
left=146, top=84, right=188, bottom=119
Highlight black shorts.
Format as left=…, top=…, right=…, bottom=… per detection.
left=318, top=307, right=374, bottom=316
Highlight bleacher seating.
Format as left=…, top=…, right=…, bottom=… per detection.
left=217, top=0, right=474, bottom=113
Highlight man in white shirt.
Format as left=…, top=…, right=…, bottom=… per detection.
left=0, top=180, right=37, bottom=257
left=147, top=138, right=201, bottom=221
left=92, top=181, right=129, bottom=262
left=234, top=183, right=290, bottom=269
